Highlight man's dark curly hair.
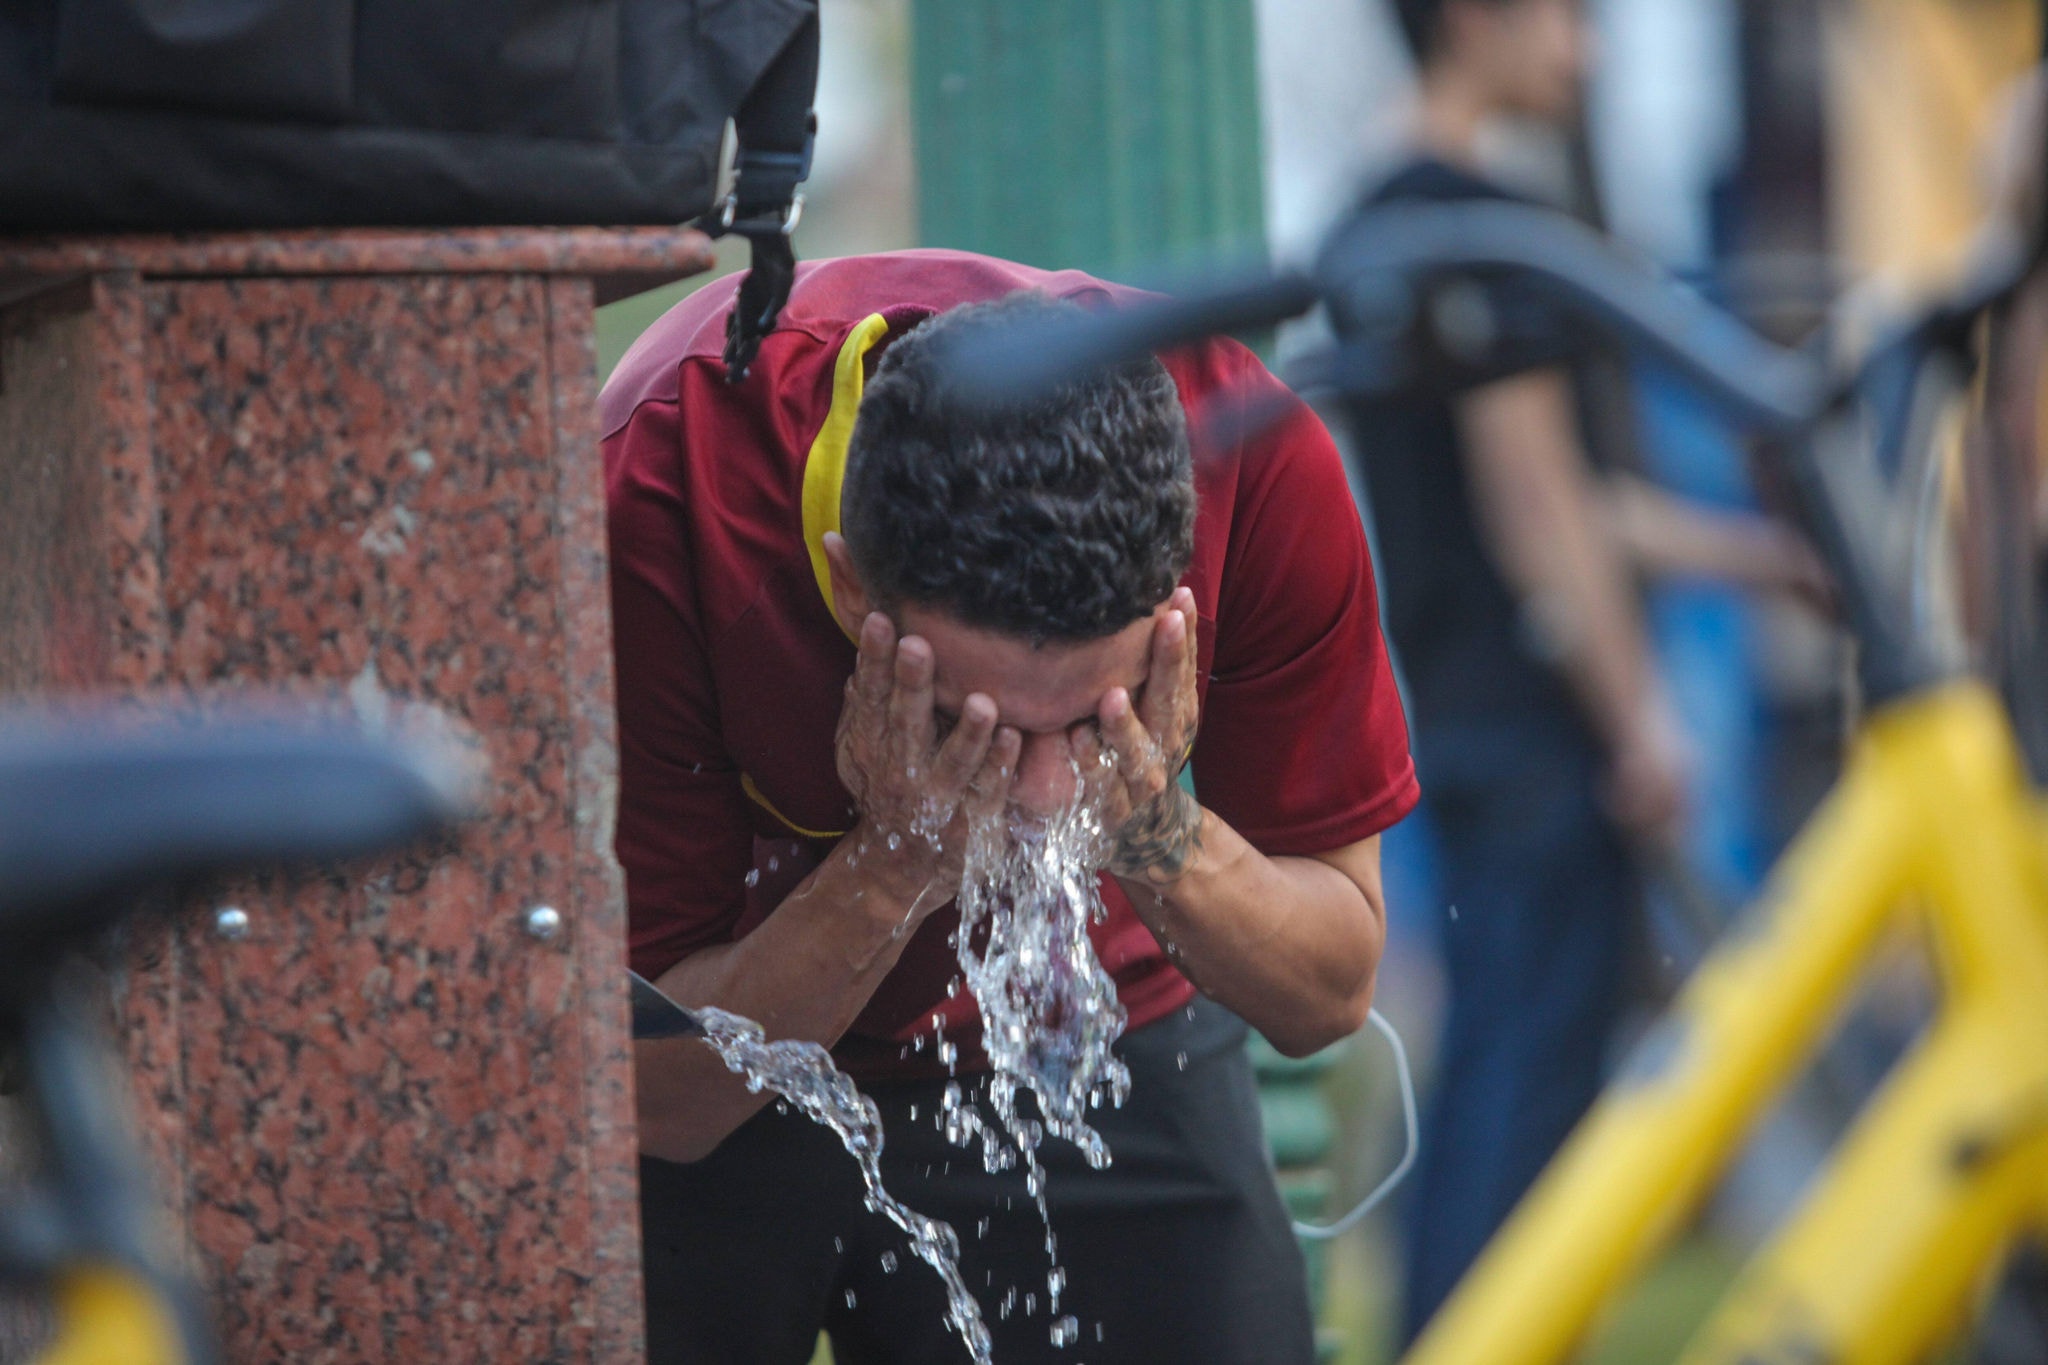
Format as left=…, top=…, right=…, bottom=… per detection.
left=841, top=293, right=1196, bottom=644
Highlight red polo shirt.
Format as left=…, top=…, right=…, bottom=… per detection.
left=602, top=249, right=1417, bottom=1082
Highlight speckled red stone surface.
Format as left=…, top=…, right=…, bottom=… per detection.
left=0, top=230, right=693, bottom=1362
left=0, top=224, right=715, bottom=284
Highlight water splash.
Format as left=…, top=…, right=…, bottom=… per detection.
left=955, top=783, right=1130, bottom=1168
left=945, top=771, right=1132, bottom=1322
left=694, top=1007, right=992, bottom=1364
left=696, top=767, right=1137, bottom=1356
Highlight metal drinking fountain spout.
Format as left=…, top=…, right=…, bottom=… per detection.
left=629, top=970, right=707, bottom=1040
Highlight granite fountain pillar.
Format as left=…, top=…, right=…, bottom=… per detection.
left=0, top=227, right=714, bottom=1362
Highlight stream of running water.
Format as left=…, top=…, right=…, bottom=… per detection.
left=695, top=1007, right=995, bottom=1364
left=942, top=775, right=1131, bottom=1329
left=697, top=767, right=1133, bottom=1358
left=956, top=784, right=1130, bottom=1167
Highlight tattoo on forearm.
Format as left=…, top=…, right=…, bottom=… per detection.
left=1110, top=782, right=1204, bottom=882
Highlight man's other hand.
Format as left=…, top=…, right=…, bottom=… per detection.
left=1605, top=696, right=1692, bottom=852
left=835, top=611, right=1019, bottom=912
left=1080, top=587, right=1206, bottom=884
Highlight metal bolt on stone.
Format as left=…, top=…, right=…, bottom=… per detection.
left=214, top=906, right=251, bottom=941
left=523, top=905, right=564, bottom=941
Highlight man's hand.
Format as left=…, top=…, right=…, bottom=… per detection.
left=1077, top=587, right=1205, bottom=884
left=1604, top=695, right=1691, bottom=852
left=835, top=611, right=1019, bottom=912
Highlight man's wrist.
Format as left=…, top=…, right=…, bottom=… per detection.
left=837, top=819, right=946, bottom=922
left=1110, top=784, right=1208, bottom=886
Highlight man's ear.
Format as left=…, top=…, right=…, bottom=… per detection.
left=822, top=532, right=875, bottom=637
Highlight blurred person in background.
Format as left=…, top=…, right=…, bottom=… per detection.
left=1359, top=0, right=1830, bottom=1341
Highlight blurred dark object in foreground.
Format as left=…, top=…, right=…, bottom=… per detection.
left=0, top=0, right=816, bottom=232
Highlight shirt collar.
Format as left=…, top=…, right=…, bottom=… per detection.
left=800, top=312, right=893, bottom=639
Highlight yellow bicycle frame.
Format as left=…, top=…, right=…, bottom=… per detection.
left=1405, top=681, right=2048, bottom=1365
left=32, top=1266, right=186, bottom=1365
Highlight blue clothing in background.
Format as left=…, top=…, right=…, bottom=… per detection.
left=1397, top=719, right=1636, bottom=1341
left=1632, top=361, right=1768, bottom=900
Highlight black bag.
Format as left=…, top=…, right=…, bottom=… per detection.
left=0, top=0, right=818, bottom=234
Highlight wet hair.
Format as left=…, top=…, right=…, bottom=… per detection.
left=840, top=293, right=1196, bottom=644
left=1392, top=0, right=1515, bottom=64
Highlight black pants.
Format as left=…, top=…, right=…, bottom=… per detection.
left=641, top=997, right=1314, bottom=1364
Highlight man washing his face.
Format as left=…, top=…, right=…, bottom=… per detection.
left=604, top=250, right=1417, bottom=1364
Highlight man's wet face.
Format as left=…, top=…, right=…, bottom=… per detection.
left=896, top=600, right=1167, bottom=820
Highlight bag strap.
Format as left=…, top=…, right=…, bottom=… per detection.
left=697, top=2, right=821, bottom=382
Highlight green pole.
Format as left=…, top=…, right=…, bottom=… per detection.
left=909, top=0, right=1267, bottom=282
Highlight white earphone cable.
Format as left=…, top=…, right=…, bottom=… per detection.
left=1291, top=1007, right=1419, bottom=1240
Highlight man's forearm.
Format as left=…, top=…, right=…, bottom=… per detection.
left=1459, top=372, right=1661, bottom=754
left=636, top=611, right=1022, bottom=1163
left=1604, top=475, right=1823, bottom=600
left=635, top=835, right=928, bottom=1163
left=1118, top=806, right=1384, bottom=1058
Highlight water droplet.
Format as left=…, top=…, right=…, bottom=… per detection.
left=880, top=1250, right=898, bottom=1274
left=909, top=1104, right=918, bottom=1120
left=1175, top=1051, right=1187, bottom=1071
left=1448, top=903, right=1460, bottom=921
left=913, top=1035, right=925, bottom=1052
left=1096, top=1321, right=1104, bottom=1342
left=946, top=976, right=962, bottom=998
left=768, top=856, right=779, bottom=872
left=938, top=1041, right=958, bottom=1067
left=977, top=1217, right=990, bottom=1238
left=744, top=868, right=760, bottom=888
left=886, top=832, right=902, bottom=851
left=845, top=1289, right=858, bottom=1309
left=834, top=1236, right=843, bottom=1253
left=776, top=1099, right=790, bottom=1114
left=1051, top=1315, right=1079, bottom=1348
left=1025, top=1292, right=1037, bottom=1316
